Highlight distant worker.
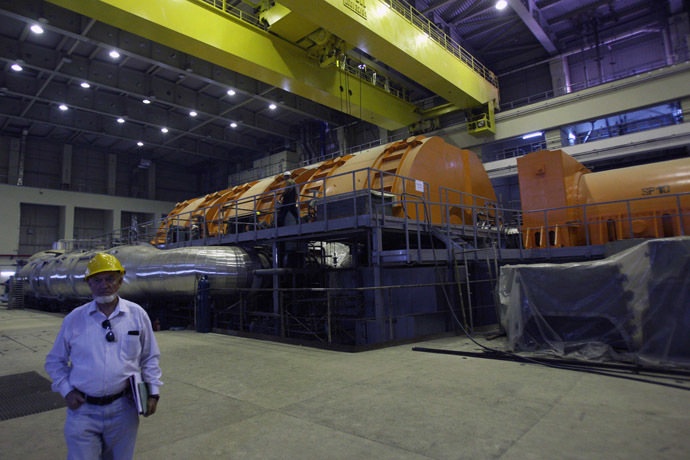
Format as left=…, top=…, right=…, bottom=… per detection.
left=277, top=171, right=299, bottom=226
left=45, top=253, right=162, bottom=460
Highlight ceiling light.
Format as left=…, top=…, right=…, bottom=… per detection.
left=268, top=103, right=277, bottom=110
left=230, top=122, right=237, bottom=128
left=137, top=141, right=144, bottom=147
left=189, top=111, right=197, bottom=117
left=142, top=99, right=151, bottom=104
left=109, top=50, right=120, bottom=59
left=30, top=24, right=44, bottom=34
left=11, top=63, right=23, bottom=72
left=227, top=89, right=236, bottom=96
left=80, top=82, right=90, bottom=88
left=161, top=127, right=168, bottom=133
left=522, top=131, right=543, bottom=140
left=58, top=104, right=68, bottom=111
left=117, top=118, right=125, bottom=124
left=495, top=0, right=508, bottom=10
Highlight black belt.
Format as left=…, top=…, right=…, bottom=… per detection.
left=78, top=388, right=127, bottom=406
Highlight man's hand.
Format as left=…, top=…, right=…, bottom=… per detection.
left=144, top=396, right=158, bottom=417
left=65, top=389, right=85, bottom=410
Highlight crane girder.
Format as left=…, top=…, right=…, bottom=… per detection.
left=46, top=0, right=421, bottom=130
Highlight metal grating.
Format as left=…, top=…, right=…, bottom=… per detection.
left=0, top=371, right=66, bottom=421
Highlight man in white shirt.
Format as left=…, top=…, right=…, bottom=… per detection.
left=45, top=253, right=162, bottom=460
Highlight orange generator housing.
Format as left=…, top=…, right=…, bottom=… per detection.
left=518, top=150, right=690, bottom=249
left=155, top=136, right=497, bottom=243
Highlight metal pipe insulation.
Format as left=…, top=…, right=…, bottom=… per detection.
left=17, top=244, right=267, bottom=301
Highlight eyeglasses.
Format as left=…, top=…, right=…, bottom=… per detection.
left=102, top=319, right=115, bottom=342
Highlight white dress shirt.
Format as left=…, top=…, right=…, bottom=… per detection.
left=45, top=298, right=163, bottom=398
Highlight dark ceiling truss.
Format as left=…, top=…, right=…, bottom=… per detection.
left=0, top=54, right=263, bottom=151
left=0, top=1, right=353, bottom=168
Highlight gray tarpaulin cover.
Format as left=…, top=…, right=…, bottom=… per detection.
left=498, top=237, right=690, bottom=367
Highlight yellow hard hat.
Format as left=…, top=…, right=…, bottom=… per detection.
left=85, top=253, right=125, bottom=280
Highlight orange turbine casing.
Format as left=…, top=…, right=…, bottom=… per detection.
left=519, top=150, right=690, bottom=248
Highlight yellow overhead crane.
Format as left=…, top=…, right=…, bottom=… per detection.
left=47, top=0, right=498, bottom=134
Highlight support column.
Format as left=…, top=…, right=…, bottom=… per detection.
left=107, top=153, right=117, bottom=196
left=549, top=56, right=571, bottom=97
left=336, top=126, right=348, bottom=155
left=58, top=205, right=75, bottom=241
left=680, top=97, right=690, bottom=117
left=545, top=128, right=563, bottom=150
left=8, top=137, right=20, bottom=185
left=147, top=161, right=156, bottom=200
left=378, top=127, right=389, bottom=143
left=61, top=144, right=73, bottom=190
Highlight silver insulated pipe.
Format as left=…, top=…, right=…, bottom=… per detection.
left=18, top=244, right=265, bottom=301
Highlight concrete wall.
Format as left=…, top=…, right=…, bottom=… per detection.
left=0, top=183, right=175, bottom=276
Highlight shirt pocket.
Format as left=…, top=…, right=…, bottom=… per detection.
left=121, top=334, right=142, bottom=361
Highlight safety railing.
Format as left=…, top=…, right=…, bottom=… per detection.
left=379, top=0, right=498, bottom=87
left=77, top=167, right=432, bottom=248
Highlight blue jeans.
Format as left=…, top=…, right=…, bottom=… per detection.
left=64, top=396, right=139, bottom=460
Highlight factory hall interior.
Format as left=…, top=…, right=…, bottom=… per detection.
left=1, top=0, right=690, bottom=458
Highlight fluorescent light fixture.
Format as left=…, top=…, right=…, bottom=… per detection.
left=227, top=89, right=236, bottom=96
left=11, top=63, right=23, bottom=72
left=268, top=103, right=277, bottom=110
left=142, top=99, right=151, bottom=104
left=522, top=131, right=543, bottom=140
left=230, top=122, right=237, bottom=128
left=117, top=118, right=125, bottom=124
left=495, top=0, right=508, bottom=10
left=58, top=104, right=68, bottom=111
left=1, top=271, right=15, bottom=277
left=189, top=111, right=197, bottom=117
left=80, top=82, right=90, bottom=88
left=137, top=141, right=144, bottom=147
left=161, top=127, right=168, bottom=133
left=30, top=24, right=44, bottom=34
left=109, top=50, right=120, bottom=59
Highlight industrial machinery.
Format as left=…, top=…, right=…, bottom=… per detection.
left=518, top=150, right=690, bottom=249
left=156, top=135, right=497, bottom=244
left=19, top=136, right=501, bottom=349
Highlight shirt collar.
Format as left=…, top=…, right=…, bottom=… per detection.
left=87, top=297, right=129, bottom=318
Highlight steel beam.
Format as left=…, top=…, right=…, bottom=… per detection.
left=279, top=0, right=499, bottom=108
left=507, top=0, right=558, bottom=55
left=45, top=0, right=420, bottom=130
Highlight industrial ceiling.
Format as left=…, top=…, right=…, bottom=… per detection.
left=0, top=0, right=672, bottom=170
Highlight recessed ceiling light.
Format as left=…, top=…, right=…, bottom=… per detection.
left=161, top=127, right=168, bottom=133
left=80, top=82, right=90, bottom=88
left=268, top=103, right=277, bottom=110
left=11, top=63, right=23, bottom=72
left=142, top=99, right=151, bottom=104
left=117, top=118, right=125, bottom=124
left=495, top=0, right=508, bottom=10
left=189, top=111, right=197, bottom=117
left=137, top=141, right=144, bottom=147
left=227, top=89, right=236, bottom=96
left=58, top=104, right=68, bottom=111
left=109, top=50, right=120, bottom=59
left=230, top=122, right=237, bottom=128
left=30, top=24, right=44, bottom=34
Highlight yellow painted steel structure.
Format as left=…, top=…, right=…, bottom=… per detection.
left=154, top=136, right=497, bottom=244
left=47, top=0, right=420, bottom=130
left=277, top=0, right=500, bottom=110
left=518, top=150, right=690, bottom=248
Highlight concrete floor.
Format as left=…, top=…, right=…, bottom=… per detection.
left=1, top=306, right=689, bottom=460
